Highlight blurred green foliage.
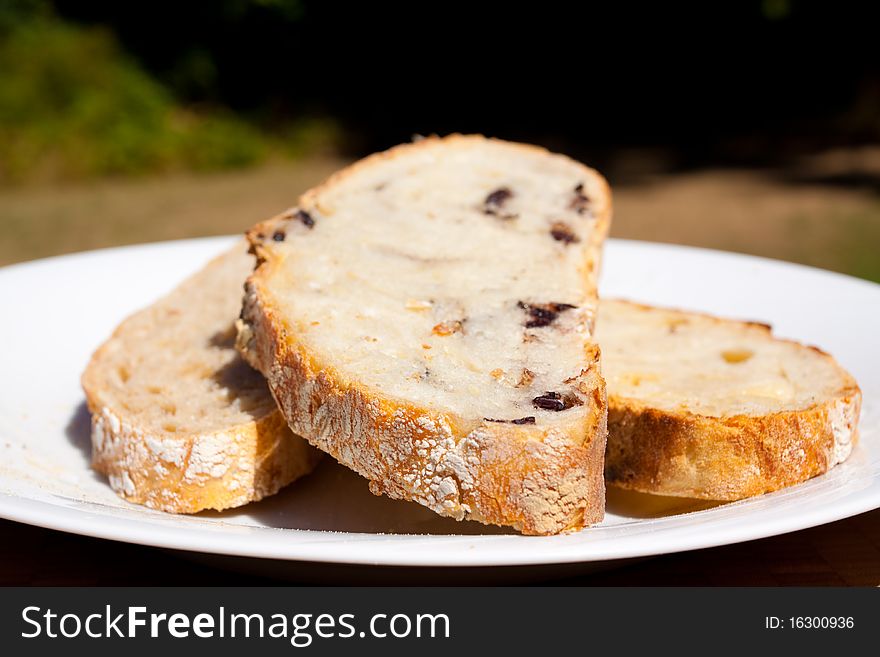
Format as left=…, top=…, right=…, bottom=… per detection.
left=0, top=1, right=335, bottom=185
left=0, top=17, right=262, bottom=183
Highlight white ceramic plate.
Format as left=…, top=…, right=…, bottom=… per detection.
left=0, top=237, right=878, bottom=568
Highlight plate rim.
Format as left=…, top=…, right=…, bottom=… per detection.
left=1, top=485, right=878, bottom=567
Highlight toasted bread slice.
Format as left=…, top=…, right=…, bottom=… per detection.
left=238, top=135, right=612, bottom=534
left=82, top=243, right=321, bottom=513
left=598, top=299, right=861, bottom=500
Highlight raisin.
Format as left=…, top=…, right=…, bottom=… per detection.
left=272, top=230, right=286, bottom=242
left=518, top=302, right=554, bottom=327
left=532, top=391, right=563, bottom=410
left=295, top=209, right=315, bottom=228
left=532, top=391, right=582, bottom=411
left=550, top=221, right=579, bottom=244
left=518, top=301, right=577, bottom=328
left=483, top=187, right=516, bottom=219
left=570, top=183, right=591, bottom=214
left=484, top=416, right=536, bottom=425
left=485, top=187, right=512, bottom=209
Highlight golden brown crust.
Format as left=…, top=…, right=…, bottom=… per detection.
left=605, top=389, right=862, bottom=500
left=239, top=135, right=612, bottom=534
left=601, top=300, right=862, bottom=500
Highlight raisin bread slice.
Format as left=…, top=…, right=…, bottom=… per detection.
left=598, top=299, right=862, bottom=500
left=82, top=243, right=321, bottom=513
left=238, top=135, right=612, bottom=534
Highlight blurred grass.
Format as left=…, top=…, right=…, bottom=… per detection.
left=0, top=9, right=339, bottom=185
left=830, top=211, right=880, bottom=283
left=610, top=164, right=880, bottom=283
left=0, top=158, right=347, bottom=264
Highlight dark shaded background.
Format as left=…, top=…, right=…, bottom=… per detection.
left=52, top=0, right=880, bottom=171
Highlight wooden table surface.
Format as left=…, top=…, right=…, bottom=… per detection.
left=2, top=507, right=878, bottom=586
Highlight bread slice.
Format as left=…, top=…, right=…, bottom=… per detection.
left=237, top=135, right=612, bottom=534
left=598, top=299, right=862, bottom=500
left=82, top=243, right=321, bottom=513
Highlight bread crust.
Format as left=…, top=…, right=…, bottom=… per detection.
left=239, top=135, right=611, bottom=534
left=239, top=271, right=606, bottom=534
left=86, top=401, right=321, bottom=513
left=603, top=301, right=862, bottom=501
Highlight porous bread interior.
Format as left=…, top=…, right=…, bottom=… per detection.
left=260, top=136, right=608, bottom=425
left=86, top=244, right=278, bottom=435
left=597, top=299, right=855, bottom=418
